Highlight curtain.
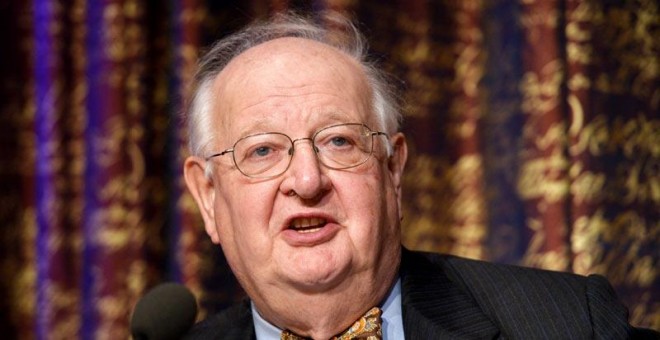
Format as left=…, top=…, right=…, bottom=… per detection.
left=0, top=0, right=656, bottom=338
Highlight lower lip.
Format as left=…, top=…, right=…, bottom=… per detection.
left=281, top=222, right=340, bottom=246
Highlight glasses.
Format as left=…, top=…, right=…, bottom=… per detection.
left=205, top=123, right=389, bottom=178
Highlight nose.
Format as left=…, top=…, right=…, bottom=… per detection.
left=279, top=138, right=330, bottom=200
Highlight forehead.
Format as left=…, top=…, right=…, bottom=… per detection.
left=210, top=37, right=374, bottom=138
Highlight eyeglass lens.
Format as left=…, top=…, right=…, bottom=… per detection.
left=232, top=124, right=374, bottom=178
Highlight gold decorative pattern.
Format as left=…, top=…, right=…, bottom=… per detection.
left=281, top=307, right=382, bottom=340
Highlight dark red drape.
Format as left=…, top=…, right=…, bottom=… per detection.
left=0, top=0, right=656, bottom=337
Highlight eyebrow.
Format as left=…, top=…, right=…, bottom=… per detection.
left=236, top=110, right=357, bottom=136
left=315, top=110, right=355, bottom=124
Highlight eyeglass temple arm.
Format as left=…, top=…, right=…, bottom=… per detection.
left=205, top=148, right=234, bottom=161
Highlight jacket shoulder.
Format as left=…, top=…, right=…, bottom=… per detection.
left=183, top=299, right=255, bottom=340
left=407, top=250, right=636, bottom=339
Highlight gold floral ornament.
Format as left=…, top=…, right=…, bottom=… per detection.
left=281, top=307, right=382, bottom=340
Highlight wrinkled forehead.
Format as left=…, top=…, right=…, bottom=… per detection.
left=209, top=37, right=374, bottom=136
left=218, top=37, right=363, bottom=89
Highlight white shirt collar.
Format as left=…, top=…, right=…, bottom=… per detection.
left=252, top=278, right=404, bottom=339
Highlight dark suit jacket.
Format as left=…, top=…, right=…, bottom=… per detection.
left=184, top=249, right=656, bottom=339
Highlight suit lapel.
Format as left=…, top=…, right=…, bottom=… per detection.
left=400, top=249, right=500, bottom=339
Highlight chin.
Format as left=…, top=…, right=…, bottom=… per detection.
left=282, top=259, right=352, bottom=292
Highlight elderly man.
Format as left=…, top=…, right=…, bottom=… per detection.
left=182, top=12, right=652, bottom=340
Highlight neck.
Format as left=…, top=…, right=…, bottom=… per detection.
left=252, top=272, right=397, bottom=339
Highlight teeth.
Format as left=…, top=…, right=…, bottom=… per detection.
left=297, top=228, right=320, bottom=233
left=290, top=217, right=326, bottom=229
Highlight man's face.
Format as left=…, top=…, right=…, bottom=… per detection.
left=185, top=38, right=407, bottom=311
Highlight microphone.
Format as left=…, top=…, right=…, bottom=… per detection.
left=130, top=283, right=198, bottom=340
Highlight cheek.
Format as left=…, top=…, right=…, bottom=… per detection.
left=213, top=181, right=278, bottom=257
left=339, top=167, right=395, bottom=240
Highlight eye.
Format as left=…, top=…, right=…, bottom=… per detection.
left=330, top=136, right=349, bottom=147
left=237, top=140, right=284, bottom=164
left=234, top=133, right=292, bottom=168
left=244, top=144, right=280, bottom=161
left=253, top=146, right=271, bottom=157
left=320, top=133, right=356, bottom=150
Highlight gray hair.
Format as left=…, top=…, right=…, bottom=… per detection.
left=186, top=12, right=402, bottom=159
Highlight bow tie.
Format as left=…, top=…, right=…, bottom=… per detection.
left=281, top=307, right=382, bottom=340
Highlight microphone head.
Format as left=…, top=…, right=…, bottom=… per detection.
left=130, top=283, right=198, bottom=340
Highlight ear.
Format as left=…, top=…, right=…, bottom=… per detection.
left=387, top=133, right=408, bottom=214
left=183, top=156, right=220, bottom=244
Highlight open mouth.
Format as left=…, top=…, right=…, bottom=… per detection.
left=289, top=217, right=327, bottom=233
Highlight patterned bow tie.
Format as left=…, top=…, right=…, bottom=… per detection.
left=281, top=307, right=382, bottom=340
